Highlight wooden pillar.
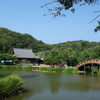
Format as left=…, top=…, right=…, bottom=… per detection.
left=84, top=64, right=86, bottom=73
left=98, top=66, right=99, bottom=71
left=90, top=66, right=91, bottom=72
left=91, top=63, right=94, bottom=74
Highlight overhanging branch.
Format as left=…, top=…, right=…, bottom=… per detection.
left=41, top=1, right=58, bottom=8
left=89, top=14, right=100, bottom=23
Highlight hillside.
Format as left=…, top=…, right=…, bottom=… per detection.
left=0, top=27, right=52, bottom=53
left=0, top=27, right=100, bottom=54
left=53, top=40, right=100, bottom=52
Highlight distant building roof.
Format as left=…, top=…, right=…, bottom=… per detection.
left=38, top=51, right=44, bottom=60
left=12, top=48, right=39, bottom=59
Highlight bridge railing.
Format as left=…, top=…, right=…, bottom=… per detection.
left=74, top=59, right=100, bottom=68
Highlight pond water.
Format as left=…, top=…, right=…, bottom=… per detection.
left=0, top=68, right=100, bottom=100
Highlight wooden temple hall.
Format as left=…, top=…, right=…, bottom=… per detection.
left=12, top=48, right=43, bottom=66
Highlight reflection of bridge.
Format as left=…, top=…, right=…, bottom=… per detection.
left=74, top=59, right=100, bottom=73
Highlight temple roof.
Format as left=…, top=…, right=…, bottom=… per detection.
left=12, top=48, right=39, bottom=59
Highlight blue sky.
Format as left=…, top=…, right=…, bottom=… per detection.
left=0, top=0, right=100, bottom=44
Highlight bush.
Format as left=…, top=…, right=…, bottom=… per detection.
left=0, top=74, right=24, bottom=99
left=97, top=70, right=100, bottom=75
left=39, top=67, right=53, bottom=71
left=53, top=67, right=64, bottom=72
left=39, top=67, right=79, bottom=73
left=64, top=68, right=79, bottom=72
left=32, top=67, right=40, bottom=70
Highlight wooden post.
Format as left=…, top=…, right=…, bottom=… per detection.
left=98, top=66, right=99, bottom=71
left=84, top=64, right=86, bottom=73
left=91, top=63, right=94, bottom=74
left=90, top=66, right=91, bottom=72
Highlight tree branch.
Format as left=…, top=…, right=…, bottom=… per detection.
left=89, top=14, right=100, bottom=23
left=94, top=10, right=100, bottom=13
left=41, top=1, right=58, bottom=8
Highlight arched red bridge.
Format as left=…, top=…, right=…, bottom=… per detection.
left=74, top=59, right=100, bottom=68
left=74, top=59, right=100, bottom=72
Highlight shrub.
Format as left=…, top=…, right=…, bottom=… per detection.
left=97, top=70, right=100, bottom=75
left=64, top=68, right=79, bottom=72
left=32, top=67, right=40, bottom=70
left=53, top=67, right=64, bottom=72
left=0, top=74, right=24, bottom=99
left=39, top=67, right=53, bottom=71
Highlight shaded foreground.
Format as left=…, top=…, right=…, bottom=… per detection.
left=0, top=74, right=24, bottom=100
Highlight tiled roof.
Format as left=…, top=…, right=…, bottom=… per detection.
left=13, top=48, right=39, bottom=59
left=38, top=51, right=44, bottom=60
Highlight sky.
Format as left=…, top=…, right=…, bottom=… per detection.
left=0, top=0, right=100, bottom=44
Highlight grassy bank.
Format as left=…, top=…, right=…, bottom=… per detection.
left=0, top=65, right=79, bottom=72
left=97, top=70, right=100, bottom=75
left=39, top=67, right=79, bottom=72
left=0, top=74, right=24, bottom=99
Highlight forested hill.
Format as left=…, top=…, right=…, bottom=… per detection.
left=52, top=40, right=100, bottom=52
left=0, top=27, right=52, bottom=53
left=0, top=27, right=100, bottom=54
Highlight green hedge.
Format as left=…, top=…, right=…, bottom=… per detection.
left=64, top=68, right=79, bottom=72
left=39, top=67, right=53, bottom=71
left=0, top=74, right=24, bottom=99
left=39, top=67, right=79, bottom=72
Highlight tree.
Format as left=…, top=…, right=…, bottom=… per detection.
left=0, top=53, right=19, bottom=65
left=42, top=0, right=99, bottom=31
left=62, top=48, right=78, bottom=66
left=94, top=21, right=100, bottom=32
left=42, top=0, right=98, bottom=17
left=43, top=48, right=62, bottom=67
left=0, top=27, right=52, bottom=53
left=91, top=46, right=100, bottom=58
left=44, top=57, right=61, bottom=67
left=78, top=50, right=91, bottom=63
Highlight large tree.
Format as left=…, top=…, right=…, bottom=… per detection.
left=42, top=0, right=100, bottom=31
left=43, top=48, right=62, bottom=67
left=77, top=50, right=91, bottom=63
left=0, top=53, right=19, bottom=65
left=42, top=0, right=98, bottom=17
left=62, top=48, right=78, bottom=66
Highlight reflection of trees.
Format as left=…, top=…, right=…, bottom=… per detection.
left=1, top=70, right=100, bottom=100
left=44, top=73, right=100, bottom=92
left=63, top=83, right=90, bottom=92
left=43, top=72, right=62, bottom=94
left=50, top=81, right=61, bottom=94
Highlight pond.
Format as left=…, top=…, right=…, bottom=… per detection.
left=0, top=68, right=100, bottom=100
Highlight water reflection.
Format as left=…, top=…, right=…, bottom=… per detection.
left=0, top=69, right=100, bottom=100
left=20, top=75, right=39, bottom=79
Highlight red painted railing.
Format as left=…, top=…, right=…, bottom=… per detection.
left=74, top=59, right=100, bottom=68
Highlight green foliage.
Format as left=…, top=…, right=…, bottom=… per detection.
left=64, top=68, right=79, bottom=72
left=78, top=50, right=91, bottom=63
left=97, top=70, right=100, bottom=75
left=0, top=27, right=52, bottom=53
left=42, top=0, right=98, bottom=17
left=0, top=27, right=100, bottom=66
left=52, top=67, right=64, bottom=72
left=0, top=53, right=19, bottom=65
left=39, top=67, right=78, bottom=72
left=52, top=40, right=97, bottom=52
left=62, top=48, right=78, bottom=66
left=0, top=74, right=24, bottom=99
left=32, top=67, right=40, bottom=70
left=44, top=48, right=62, bottom=66
left=91, top=46, right=100, bottom=59
left=44, top=57, right=61, bottom=67
left=39, top=67, right=53, bottom=71
left=94, top=21, right=100, bottom=32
